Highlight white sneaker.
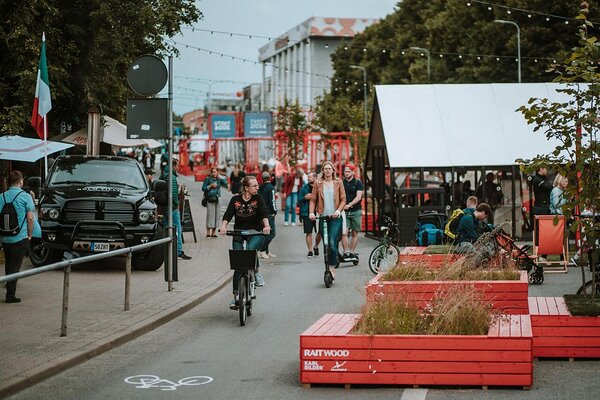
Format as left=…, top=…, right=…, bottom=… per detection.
left=284, top=222, right=289, bottom=226
left=291, top=222, right=296, bottom=226
left=267, top=252, right=277, bottom=258
left=258, top=251, right=269, bottom=259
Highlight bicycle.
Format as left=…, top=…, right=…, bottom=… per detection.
left=226, top=229, right=264, bottom=326
left=368, top=216, right=400, bottom=275
left=577, top=248, right=600, bottom=296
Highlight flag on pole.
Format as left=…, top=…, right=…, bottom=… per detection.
left=31, top=33, right=52, bottom=139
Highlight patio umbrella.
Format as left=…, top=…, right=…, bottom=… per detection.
left=62, top=116, right=163, bottom=148
left=0, top=135, right=74, bottom=162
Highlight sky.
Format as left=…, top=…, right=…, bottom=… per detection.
left=169, top=0, right=398, bottom=115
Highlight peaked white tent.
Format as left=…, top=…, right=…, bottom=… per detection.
left=370, top=83, right=570, bottom=168
left=60, top=116, right=163, bottom=148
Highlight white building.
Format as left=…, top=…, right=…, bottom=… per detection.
left=259, top=17, right=378, bottom=111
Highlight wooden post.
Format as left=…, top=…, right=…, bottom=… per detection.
left=124, top=252, right=132, bottom=311
left=60, top=264, right=71, bottom=337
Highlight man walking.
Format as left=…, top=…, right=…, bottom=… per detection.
left=298, top=171, right=321, bottom=257
left=0, top=171, right=35, bottom=303
left=341, top=164, right=363, bottom=260
left=258, top=171, right=277, bottom=259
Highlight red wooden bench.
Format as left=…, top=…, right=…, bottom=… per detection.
left=529, top=296, right=600, bottom=359
left=300, top=313, right=533, bottom=389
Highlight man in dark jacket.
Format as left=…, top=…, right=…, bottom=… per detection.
left=532, top=167, right=553, bottom=216
left=298, top=171, right=321, bottom=258
left=258, top=171, right=277, bottom=259
left=455, top=203, right=492, bottom=254
left=160, top=159, right=191, bottom=260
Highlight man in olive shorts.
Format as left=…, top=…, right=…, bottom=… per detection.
left=341, top=164, right=363, bottom=260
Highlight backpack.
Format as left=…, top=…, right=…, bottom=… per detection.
left=0, top=191, right=25, bottom=236
left=444, top=208, right=465, bottom=242
left=417, top=224, right=443, bottom=246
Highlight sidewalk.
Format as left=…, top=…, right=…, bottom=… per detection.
left=0, top=175, right=232, bottom=398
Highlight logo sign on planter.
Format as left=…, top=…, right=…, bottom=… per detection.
left=210, top=114, right=236, bottom=138
left=244, top=112, right=273, bottom=137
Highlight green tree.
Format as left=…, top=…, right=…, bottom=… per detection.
left=0, top=0, right=201, bottom=137
left=517, top=5, right=600, bottom=298
left=275, top=98, right=310, bottom=167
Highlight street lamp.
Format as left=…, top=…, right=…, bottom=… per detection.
left=410, top=46, right=430, bottom=82
left=349, top=65, right=368, bottom=131
left=494, top=19, right=521, bottom=83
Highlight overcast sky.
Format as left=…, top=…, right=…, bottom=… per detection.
left=170, top=0, right=397, bottom=115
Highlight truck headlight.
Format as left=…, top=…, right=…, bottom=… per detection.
left=41, top=207, right=60, bottom=220
left=139, top=210, right=150, bottom=222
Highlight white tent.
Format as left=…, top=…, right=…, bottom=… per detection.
left=62, top=116, right=163, bottom=148
left=371, top=83, right=571, bottom=168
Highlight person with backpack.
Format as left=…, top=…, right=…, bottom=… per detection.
left=454, top=203, right=493, bottom=254
left=0, top=171, right=37, bottom=303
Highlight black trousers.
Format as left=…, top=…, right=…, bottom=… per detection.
left=3, top=238, right=29, bottom=299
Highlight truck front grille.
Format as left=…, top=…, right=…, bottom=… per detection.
left=64, top=201, right=135, bottom=224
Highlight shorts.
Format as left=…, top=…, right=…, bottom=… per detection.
left=301, top=216, right=316, bottom=234
left=345, top=210, right=362, bottom=232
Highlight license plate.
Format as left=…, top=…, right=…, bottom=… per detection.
left=91, top=242, right=110, bottom=252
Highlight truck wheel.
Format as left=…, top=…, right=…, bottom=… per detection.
left=28, top=238, right=64, bottom=267
left=132, top=227, right=166, bottom=271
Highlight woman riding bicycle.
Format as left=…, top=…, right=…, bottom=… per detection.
left=219, top=176, right=271, bottom=309
left=309, top=161, right=346, bottom=279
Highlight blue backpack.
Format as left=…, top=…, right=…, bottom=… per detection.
left=417, top=223, right=443, bottom=246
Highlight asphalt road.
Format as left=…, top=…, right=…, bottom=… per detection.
left=7, top=227, right=600, bottom=400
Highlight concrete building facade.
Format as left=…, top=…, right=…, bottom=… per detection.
left=259, top=17, right=378, bottom=111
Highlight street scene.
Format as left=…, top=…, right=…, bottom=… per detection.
left=2, top=1, right=600, bottom=399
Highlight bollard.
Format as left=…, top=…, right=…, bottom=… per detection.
left=60, top=263, right=71, bottom=337
left=125, top=252, right=132, bottom=311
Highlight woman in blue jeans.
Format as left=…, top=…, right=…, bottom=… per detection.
left=219, top=176, right=271, bottom=309
left=308, top=161, right=346, bottom=279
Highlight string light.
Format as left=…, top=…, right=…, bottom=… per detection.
left=467, top=0, right=599, bottom=25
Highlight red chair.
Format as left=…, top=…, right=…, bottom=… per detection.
left=534, top=215, right=568, bottom=273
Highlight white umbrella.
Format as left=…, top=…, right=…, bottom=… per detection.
left=62, top=116, right=163, bottom=148
left=0, top=135, right=74, bottom=162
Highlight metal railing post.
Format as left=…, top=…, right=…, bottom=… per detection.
left=60, top=263, right=71, bottom=337
left=124, top=252, right=132, bottom=311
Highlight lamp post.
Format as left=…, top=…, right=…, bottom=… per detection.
left=349, top=65, right=368, bottom=131
left=203, top=79, right=231, bottom=112
left=410, top=46, right=430, bottom=82
left=494, top=19, right=521, bottom=83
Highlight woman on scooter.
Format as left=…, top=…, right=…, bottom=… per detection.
left=309, top=161, right=346, bottom=279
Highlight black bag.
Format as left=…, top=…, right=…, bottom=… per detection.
left=207, top=194, right=218, bottom=203
left=0, top=191, right=25, bottom=236
left=201, top=192, right=208, bottom=207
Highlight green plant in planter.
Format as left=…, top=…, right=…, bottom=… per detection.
left=354, top=285, right=498, bottom=335
left=517, top=4, right=600, bottom=306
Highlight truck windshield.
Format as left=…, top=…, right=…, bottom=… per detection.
left=49, top=159, right=147, bottom=189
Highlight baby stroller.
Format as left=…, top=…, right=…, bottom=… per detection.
left=494, top=228, right=544, bottom=285
left=415, top=211, right=446, bottom=246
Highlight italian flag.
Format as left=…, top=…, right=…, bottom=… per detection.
left=31, top=33, right=52, bottom=140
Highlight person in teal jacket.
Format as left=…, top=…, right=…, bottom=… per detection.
left=202, top=167, right=228, bottom=237
left=161, top=159, right=191, bottom=260
left=455, top=203, right=492, bottom=254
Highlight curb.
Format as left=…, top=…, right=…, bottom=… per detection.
left=0, top=272, right=231, bottom=399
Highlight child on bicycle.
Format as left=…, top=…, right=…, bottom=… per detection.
left=219, top=176, right=271, bottom=310
left=309, top=161, right=347, bottom=279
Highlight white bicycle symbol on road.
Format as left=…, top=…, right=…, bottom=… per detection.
left=124, top=375, right=214, bottom=391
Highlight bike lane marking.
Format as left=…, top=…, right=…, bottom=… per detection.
left=124, top=375, right=213, bottom=391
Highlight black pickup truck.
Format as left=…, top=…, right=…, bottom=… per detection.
left=29, top=155, right=167, bottom=271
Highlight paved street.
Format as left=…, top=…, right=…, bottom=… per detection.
left=2, top=175, right=600, bottom=399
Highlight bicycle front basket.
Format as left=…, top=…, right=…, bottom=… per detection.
left=229, top=249, right=258, bottom=270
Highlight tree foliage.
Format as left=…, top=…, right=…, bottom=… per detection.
left=316, top=0, right=600, bottom=132
left=275, top=98, right=309, bottom=167
left=0, top=0, right=201, bottom=137
left=517, top=4, right=600, bottom=296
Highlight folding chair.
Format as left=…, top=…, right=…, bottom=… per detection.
left=533, top=215, right=568, bottom=273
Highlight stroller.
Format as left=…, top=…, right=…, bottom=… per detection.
left=415, top=211, right=446, bottom=246
left=493, top=227, right=544, bottom=285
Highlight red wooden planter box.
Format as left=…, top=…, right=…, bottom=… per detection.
left=399, top=247, right=463, bottom=268
left=365, top=271, right=529, bottom=314
left=300, top=313, right=533, bottom=388
left=529, top=296, right=600, bottom=359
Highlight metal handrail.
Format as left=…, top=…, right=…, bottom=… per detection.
left=0, top=236, right=172, bottom=336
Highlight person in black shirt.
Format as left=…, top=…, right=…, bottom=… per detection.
left=219, top=176, right=270, bottom=309
left=258, top=171, right=277, bottom=259
left=532, top=167, right=553, bottom=216
left=341, top=164, right=363, bottom=259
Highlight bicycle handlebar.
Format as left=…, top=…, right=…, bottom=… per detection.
left=226, top=229, right=266, bottom=237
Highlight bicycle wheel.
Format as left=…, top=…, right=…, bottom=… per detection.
left=368, top=243, right=399, bottom=275
left=238, top=275, right=247, bottom=326
left=577, top=280, right=600, bottom=296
